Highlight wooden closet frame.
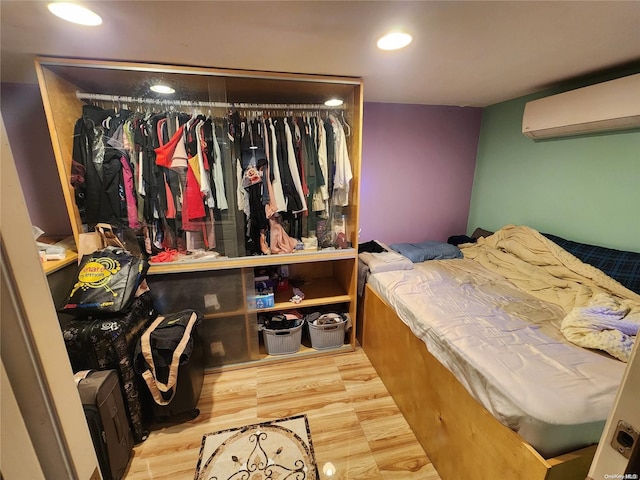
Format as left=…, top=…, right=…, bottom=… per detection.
left=34, top=57, right=364, bottom=368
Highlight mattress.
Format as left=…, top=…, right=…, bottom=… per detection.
left=367, top=258, right=626, bottom=458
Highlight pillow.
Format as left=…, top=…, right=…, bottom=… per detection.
left=359, top=251, right=413, bottom=273
left=389, top=241, right=463, bottom=263
left=471, top=228, right=494, bottom=239
left=543, top=233, right=640, bottom=295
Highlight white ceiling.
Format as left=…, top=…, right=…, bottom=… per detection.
left=2, top=1, right=640, bottom=107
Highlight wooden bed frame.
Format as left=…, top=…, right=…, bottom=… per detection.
left=361, top=284, right=596, bottom=480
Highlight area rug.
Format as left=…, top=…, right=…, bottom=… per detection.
left=194, top=414, right=319, bottom=480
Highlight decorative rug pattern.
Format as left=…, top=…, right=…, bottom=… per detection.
left=195, top=414, right=319, bottom=480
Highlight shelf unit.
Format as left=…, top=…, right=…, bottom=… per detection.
left=35, top=57, right=363, bottom=370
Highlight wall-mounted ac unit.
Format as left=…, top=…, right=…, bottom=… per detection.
left=522, top=73, right=640, bottom=139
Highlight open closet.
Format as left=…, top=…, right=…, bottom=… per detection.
left=35, top=57, right=363, bottom=369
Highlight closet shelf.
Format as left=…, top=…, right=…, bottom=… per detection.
left=252, top=280, right=350, bottom=313
left=258, top=343, right=353, bottom=362
left=42, top=250, right=78, bottom=275
left=202, top=307, right=246, bottom=320
left=147, top=248, right=356, bottom=275
left=203, top=344, right=355, bottom=373
left=41, top=236, right=78, bottom=275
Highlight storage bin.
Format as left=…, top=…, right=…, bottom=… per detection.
left=308, top=317, right=347, bottom=350
left=263, top=320, right=303, bottom=355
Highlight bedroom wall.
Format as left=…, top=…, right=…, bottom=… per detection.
left=1, top=83, right=72, bottom=238
left=360, top=102, right=482, bottom=245
left=467, top=71, right=640, bottom=253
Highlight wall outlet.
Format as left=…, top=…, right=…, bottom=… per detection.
left=611, top=420, right=639, bottom=460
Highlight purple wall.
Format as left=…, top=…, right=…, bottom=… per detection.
left=1, top=83, right=73, bottom=237
left=360, top=102, right=482, bottom=244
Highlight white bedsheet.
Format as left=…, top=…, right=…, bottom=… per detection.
left=368, top=258, right=625, bottom=457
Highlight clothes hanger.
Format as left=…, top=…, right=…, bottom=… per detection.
left=341, top=110, right=351, bottom=137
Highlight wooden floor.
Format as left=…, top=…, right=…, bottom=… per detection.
left=125, top=348, right=441, bottom=480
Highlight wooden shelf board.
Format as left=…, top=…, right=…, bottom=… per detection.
left=202, top=308, right=246, bottom=320
left=202, top=343, right=354, bottom=373
left=259, top=343, right=353, bottom=361
left=42, top=250, right=78, bottom=275
left=147, top=248, right=356, bottom=275
left=252, top=278, right=351, bottom=313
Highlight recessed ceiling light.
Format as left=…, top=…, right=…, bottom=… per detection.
left=377, top=32, right=412, bottom=51
left=47, top=3, right=102, bottom=26
left=150, top=84, right=175, bottom=94
left=324, top=98, right=344, bottom=107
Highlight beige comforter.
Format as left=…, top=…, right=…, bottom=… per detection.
left=461, top=225, right=640, bottom=361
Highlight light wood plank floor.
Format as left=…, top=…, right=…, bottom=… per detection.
left=125, top=348, right=441, bottom=480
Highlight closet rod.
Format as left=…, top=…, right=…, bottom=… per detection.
left=75, top=92, right=346, bottom=110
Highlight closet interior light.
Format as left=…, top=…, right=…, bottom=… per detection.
left=324, top=98, right=344, bottom=107
left=47, top=3, right=102, bottom=26
left=377, top=32, right=413, bottom=51
left=150, top=84, right=175, bottom=94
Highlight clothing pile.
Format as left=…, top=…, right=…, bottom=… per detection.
left=71, top=104, right=353, bottom=259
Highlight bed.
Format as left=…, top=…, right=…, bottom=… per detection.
left=361, top=225, right=640, bottom=480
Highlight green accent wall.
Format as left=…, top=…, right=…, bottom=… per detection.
left=467, top=77, right=640, bottom=253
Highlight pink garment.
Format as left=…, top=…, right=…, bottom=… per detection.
left=171, top=136, right=188, bottom=170
left=269, top=216, right=298, bottom=254
left=119, top=156, right=141, bottom=228
left=263, top=164, right=279, bottom=218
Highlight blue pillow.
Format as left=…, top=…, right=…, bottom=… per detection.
left=389, top=241, right=463, bottom=263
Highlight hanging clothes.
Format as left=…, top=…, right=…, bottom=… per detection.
left=284, top=118, right=307, bottom=214
left=274, top=117, right=303, bottom=213
left=312, top=118, right=329, bottom=216
left=71, top=101, right=353, bottom=259
left=267, top=118, right=287, bottom=212
left=72, top=104, right=128, bottom=227
left=208, top=119, right=229, bottom=210
left=328, top=113, right=353, bottom=207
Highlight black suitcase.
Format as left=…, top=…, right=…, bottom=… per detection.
left=62, top=292, right=157, bottom=442
left=76, top=370, right=134, bottom=480
left=134, top=311, right=205, bottom=421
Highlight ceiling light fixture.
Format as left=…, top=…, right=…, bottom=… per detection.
left=324, top=98, right=344, bottom=107
left=47, top=2, right=102, bottom=26
left=377, top=32, right=412, bottom=51
left=150, top=84, right=175, bottom=94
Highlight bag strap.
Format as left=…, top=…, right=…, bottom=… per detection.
left=139, top=312, right=199, bottom=405
left=95, top=223, right=126, bottom=249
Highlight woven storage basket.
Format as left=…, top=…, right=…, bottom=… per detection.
left=263, top=321, right=303, bottom=355
left=308, top=318, right=346, bottom=349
